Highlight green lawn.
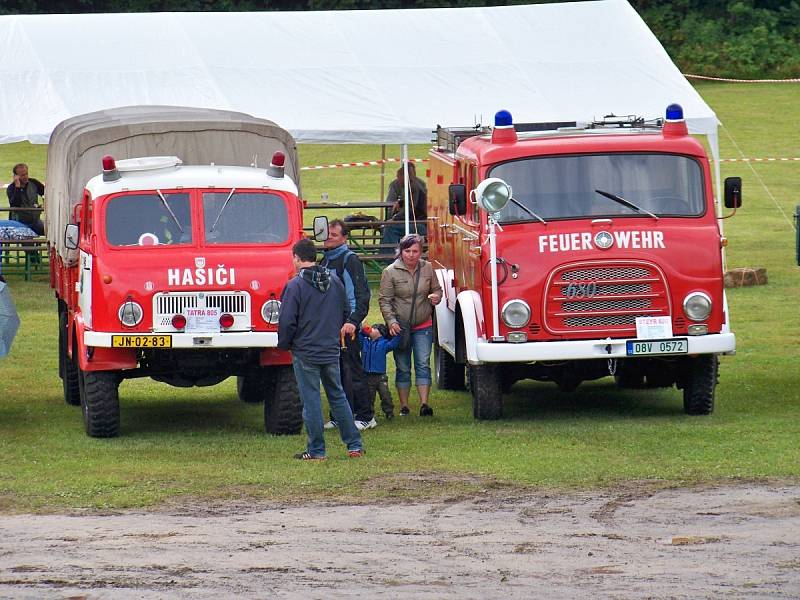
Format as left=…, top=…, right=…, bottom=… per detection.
left=1, top=83, right=798, bottom=512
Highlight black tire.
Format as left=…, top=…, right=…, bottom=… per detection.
left=434, top=342, right=465, bottom=391
left=264, top=365, right=302, bottom=435
left=59, top=311, right=80, bottom=406
left=79, top=369, right=121, bottom=438
left=470, top=363, right=503, bottom=420
left=682, top=354, right=718, bottom=415
left=237, top=369, right=276, bottom=403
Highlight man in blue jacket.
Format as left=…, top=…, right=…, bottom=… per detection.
left=278, top=238, right=363, bottom=460
left=320, top=219, right=375, bottom=430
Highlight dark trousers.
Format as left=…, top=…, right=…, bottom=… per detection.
left=367, top=372, right=394, bottom=417
left=336, top=334, right=374, bottom=422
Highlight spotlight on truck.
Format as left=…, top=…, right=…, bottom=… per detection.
left=474, top=178, right=512, bottom=214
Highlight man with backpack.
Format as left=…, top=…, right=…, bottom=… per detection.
left=320, top=219, right=376, bottom=430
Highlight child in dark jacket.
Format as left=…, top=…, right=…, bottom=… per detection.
left=358, top=323, right=401, bottom=420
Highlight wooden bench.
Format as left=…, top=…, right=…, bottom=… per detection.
left=0, top=237, right=49, bottom=281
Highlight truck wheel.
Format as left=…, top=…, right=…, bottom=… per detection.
left=237, top=369, right=276, bottom=404
left=79, top=370, right=121, bottom=438
left=682, top=355, right=718, bottom=415
left=434, top=342, right=465, bottom=390
left=470, top=363, right=503, bottom=420
left=264, top=365, right=302, bottom=435
left=59, top=312, right=80, bottom=406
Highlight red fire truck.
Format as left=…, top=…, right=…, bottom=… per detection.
left=46, top=107, right=310, bottom=437
left=428, top=105, right=741, bottom=419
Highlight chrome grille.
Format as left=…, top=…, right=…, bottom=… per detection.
left=561, top=282, right=651, bottom=296
left=562, top=298, right=650, bottom=312
left=565, top=314, right=652, bottom=327
left=545, top=261, right=670, bottom=335
left=152, top=291, right=251, bottom=332
left=560, top=267, right=649, bottom=281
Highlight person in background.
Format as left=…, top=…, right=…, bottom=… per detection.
left=358, top=323, right=401, bottom=421
left=381, top=163, right=427, bottom=247
left=7, top=163, right=45, bottom=236
left=319, top=219, right=376, bottom=431
left=379, top=234, right=442, bottom=417
left=278, top=238, right=364, bottom=460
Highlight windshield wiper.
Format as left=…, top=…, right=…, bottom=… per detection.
left=594, top=189, right=658, bottom=220
left=155, top=189, right=185, bottom=233
left=509, top=197, right=547, bottom=225
left=210, top=188, right=236, bottom=232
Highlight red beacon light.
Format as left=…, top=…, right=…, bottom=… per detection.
left=662, top=103, right=688, bottom=137
left=102, top=154, right=121, bottom=182
left=219, top=313, right=235, bottom=329
left=267, top=151, right=285, bottom=178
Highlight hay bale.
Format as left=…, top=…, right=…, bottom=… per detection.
left=724, top=267, right=768, bottom=288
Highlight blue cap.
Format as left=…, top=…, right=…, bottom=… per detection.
left=665, top=103, right=684, bottom=121
left=494, top=110, right=513, bottom=127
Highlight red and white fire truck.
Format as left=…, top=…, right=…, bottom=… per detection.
left=428, top=105, right=742, bottom=419
left=46, top=107, right=309, bottom=437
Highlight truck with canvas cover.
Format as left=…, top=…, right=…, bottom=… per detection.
left=47, top=106, right=305, bottom=437
left=428, top=105, right=742, bottom=419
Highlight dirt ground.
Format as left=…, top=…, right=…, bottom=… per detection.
left=1, top=480, right=799, bottom=599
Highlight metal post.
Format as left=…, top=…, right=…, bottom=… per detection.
left=795, top=205, right=800, bottom=266
left=403, top=144, right=410, bottom=236
left=488, top=217, right=501, bottom=340
left=380, top=144, right=387, bottom=218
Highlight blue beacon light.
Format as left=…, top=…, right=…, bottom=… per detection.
left=665, top=103, right=684, bottom=121
left=494, top=110, right=513, bottom=127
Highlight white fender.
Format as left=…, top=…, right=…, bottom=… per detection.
left=456, top=289, right=485, bottom=364
left=433, top=267, right=456, bottom=356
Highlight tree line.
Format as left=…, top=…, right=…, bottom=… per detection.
left=2, top=0, right=798, bottom=79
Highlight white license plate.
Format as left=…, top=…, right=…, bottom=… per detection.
left=626, top=338, right=688, bottom=356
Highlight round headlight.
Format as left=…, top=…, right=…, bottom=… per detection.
left=683, top=292, right=712, bottom=321
left=118, top=300, right=143, bottom=327
left=261, top=299, right=281, bottom=324
left=501, top=299, right=531, bottom=328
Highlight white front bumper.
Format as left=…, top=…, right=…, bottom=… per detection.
left=473, top=333, right=735, bottom=364
left=84, top=331, right=278, bottom=349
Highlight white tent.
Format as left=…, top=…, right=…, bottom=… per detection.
left=0, top=0, right=717, bottom=158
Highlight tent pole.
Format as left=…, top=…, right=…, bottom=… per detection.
left=403, top=144, right=410, bottom=236
left=380, top=144, right=386, bottom=218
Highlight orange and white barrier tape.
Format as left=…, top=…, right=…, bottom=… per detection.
left=301, top=157, right=428, bottom=171
left=719, top=157, right=800, bottom=163
left=684, top=74, right=800, bottom=83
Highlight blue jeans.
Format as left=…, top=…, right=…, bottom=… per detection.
left=392, top=326, right=433, bottom=389
left=292, top=356, right=362, bottom=457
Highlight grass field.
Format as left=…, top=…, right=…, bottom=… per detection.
left=0, top=83, right=798, bottom=512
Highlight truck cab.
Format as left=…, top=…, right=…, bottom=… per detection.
left=428, top=105, right=741, bottom=419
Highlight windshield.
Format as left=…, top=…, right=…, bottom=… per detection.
left=105, top=193, right=192, bottom=246
left=203, top=192, right=289, bottom=244
left=488, top=154, right=705, bottom=223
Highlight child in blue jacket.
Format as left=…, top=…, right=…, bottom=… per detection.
left=358, top=323, right=401, bottom=420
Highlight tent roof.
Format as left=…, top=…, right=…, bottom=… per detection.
left=0, top=0, right=717, bottom=144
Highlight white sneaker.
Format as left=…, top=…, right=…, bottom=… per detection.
left=355, top=418, right=378, bottom=431
left=323, top=420, right=337, bottom=430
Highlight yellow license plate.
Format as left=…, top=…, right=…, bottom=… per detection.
left=111, top=335, right=172, bottom=348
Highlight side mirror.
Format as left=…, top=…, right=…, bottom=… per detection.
left=64, top=224, right=79, bottom=250
left=724, top=177, right=742, bottom=209
left=448, top=184, right=467, bottom=216
left=313, top=216, right=329, bottom=242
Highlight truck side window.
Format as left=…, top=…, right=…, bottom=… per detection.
left=468, top=165, right=480, bottom=223
left=203, top=192, right=289, bottom=245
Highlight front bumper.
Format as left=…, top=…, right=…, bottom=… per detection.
left=83, top=331, right=278, bottom=349
left=473, top=333, right=735, bottom=364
